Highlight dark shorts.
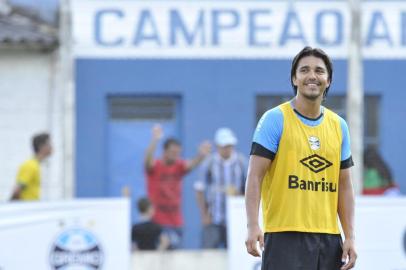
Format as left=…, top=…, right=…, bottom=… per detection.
left=261, top=232, right=343, bottom=270
left=201, top=224, right=227, bottom=249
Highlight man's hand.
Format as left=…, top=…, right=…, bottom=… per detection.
left=10, top=185, right=23, bottom=201
left=145, top=124, right=163, bottom=171
left=341, top=239, right=357, bottom=270
left=185, top=141, right=211, bottom=173
left=201, top=211, right=212, bottom=226
left=151, top=124, right=163, bottom=141
left=198, top=140, right=212, bottom=157
left=245, top=225, right=264, bottom=257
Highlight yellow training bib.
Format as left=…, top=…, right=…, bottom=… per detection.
left=261, top=102, right=342, bottom=234
left=16, top=158, right=41, bottom=200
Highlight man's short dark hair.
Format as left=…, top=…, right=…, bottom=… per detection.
left=290, top=46, right=333, bottom=98
left=163, top=137, right=181, bottom=150
left=137, top=197, right=152, bottom=214
left=32, top=133, right=50, bottom=154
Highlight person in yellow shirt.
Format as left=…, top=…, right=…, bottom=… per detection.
left=10, top=133, right=52, bottom=201
left=245, top=47, right=357, bottom=270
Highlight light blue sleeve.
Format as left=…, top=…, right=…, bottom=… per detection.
left=252, top=107, right=283, bottom=153
left=339, top=117, right=352, bottom=161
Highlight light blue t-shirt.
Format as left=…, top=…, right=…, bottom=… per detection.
left=253, top=103, right=352, bottom=162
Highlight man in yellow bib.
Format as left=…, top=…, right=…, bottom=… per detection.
left=245, top=47, right=357, bottom=270
left=11, top=133, right=52, bottom=201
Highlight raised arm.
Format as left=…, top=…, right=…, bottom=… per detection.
left=144, top=124, right=163, bottom=171
left=338, top=168, right=357, bottom=270
left=245, top=155, right=271, bottom=257
left=185, top=141, right=211, bottom=173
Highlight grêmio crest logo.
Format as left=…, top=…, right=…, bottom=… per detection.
left=300, top=154, right=332, bottom=173
left=49, top=228, right=103, bottom=270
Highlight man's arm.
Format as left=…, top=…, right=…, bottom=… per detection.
left=195, top=190, right=211, bottom=225
left=245, top=155, right=271, bottom=257
left=338, top=168, right=357, bottom=270
left=194, top=158, right=211, bottom=225
left=185, top=141, right=211, bottom=173
left=144, top=125, right=163, bottom=172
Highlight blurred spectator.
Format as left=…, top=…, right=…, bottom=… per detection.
left=144, top=124, right=211, bottom=249
left=131, top=197, right=169, bottom=251
left=194, top=127, right=247, bottom=248
left=363, top=146, right=401, bottom=196
left=10, top=132, right=52, bottom=201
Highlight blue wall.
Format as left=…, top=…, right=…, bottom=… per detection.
left=364, top=60, right=406, bottom=193
left=75, top=59, right=406, bottom=248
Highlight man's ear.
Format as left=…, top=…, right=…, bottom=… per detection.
left=292, top=75, right=298, bottom=87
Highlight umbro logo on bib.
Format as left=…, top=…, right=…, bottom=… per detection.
left=300, top=154, right=332, bottom=173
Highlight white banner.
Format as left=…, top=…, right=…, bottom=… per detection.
left=71, top=0, right=406, bottom=59
left=227, top=196, right=406, bottom=270
left=0, top=199, right=130, bottom=270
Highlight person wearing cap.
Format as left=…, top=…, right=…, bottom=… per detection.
left=194, top=127, right=247, bottom=249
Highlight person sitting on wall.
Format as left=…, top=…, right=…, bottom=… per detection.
left=132, top=197, right=170, bottom=251
left=363, top=146, right=401, bottom=196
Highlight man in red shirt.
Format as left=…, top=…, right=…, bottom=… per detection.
left=145, top=124, right=211, bottom=249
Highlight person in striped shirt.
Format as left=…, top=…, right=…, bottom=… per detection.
left=195, top=127, right=247, bottom=249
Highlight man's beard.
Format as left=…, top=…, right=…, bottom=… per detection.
left=302, top=89, right=324, bottom=101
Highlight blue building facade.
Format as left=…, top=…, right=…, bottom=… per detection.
left=73, top=0, right=406, bottom=249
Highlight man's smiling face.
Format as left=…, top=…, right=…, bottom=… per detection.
left=292, top=55, right=331, bottom=101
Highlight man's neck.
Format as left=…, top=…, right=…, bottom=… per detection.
left=163, top=159, right=175, bottom=165
left=219, top=153, right=233, bottom=161
left=293, top=96, right=322, bottom=119
left=139, top=214, right=152, bottom=222
left=35, top=153, right=45, bottom=162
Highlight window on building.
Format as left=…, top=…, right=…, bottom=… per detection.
left=255, top=95, right=380, bottom=148
left=109, top=96, right=178, bottom=120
